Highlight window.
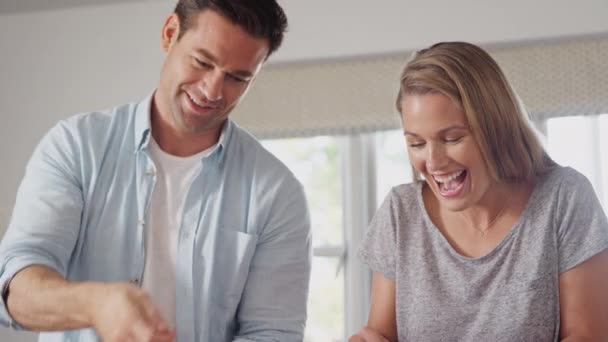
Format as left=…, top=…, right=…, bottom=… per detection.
left=262, top=137, right=345, bottom=341
left=545, top=113, right=608, bottom=210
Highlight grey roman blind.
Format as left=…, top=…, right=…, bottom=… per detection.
left=231, top=35, right=608, bottom=139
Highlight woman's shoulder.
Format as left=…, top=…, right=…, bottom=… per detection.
left=536, top=165, right=592, bottom=194
left=387, top=181, right=422, bottom=200
left=530, top=166, right=599, bottom=213
left=377, top=181, right=425, bottom=215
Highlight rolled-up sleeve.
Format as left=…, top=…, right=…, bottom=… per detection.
left=0, top=121, right=83, bottom=329
left=233, top=177, right=312, bottom=342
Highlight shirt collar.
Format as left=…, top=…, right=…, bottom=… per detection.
left=134, top=91, right=154, bottom=152
left=133, top=90, right=232, bottom=160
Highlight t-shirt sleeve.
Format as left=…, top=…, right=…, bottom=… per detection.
left=556, top=169, right=608, bottom=273
left=358, top=189, right=399, bottom=280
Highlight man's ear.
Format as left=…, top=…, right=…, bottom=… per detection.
left=161, top=13, right=180, bottom=52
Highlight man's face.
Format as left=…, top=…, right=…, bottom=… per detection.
left=156, top=10, right=269, bottom=135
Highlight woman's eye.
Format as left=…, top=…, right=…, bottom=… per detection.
left=444, top=136, right=463, bottom=143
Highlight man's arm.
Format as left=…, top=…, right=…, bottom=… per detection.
left=6, top=265, right=174, bottom=341
left=0, top=121, right=84, bottom=329
left=233, top=179, right=312, bottom=342
left=0, top=122, right=173, bottom=340
left=5, top=265, right=91, bottom=330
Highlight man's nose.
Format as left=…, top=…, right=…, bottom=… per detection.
left=200, top=71, right=224, bottom=103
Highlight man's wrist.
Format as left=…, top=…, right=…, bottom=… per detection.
left=68, top=281, right=103, bottom=327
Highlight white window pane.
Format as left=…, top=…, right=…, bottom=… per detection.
left=304, top=256, right=345, bottom=342
left=547, top=115, right=605, bottom=208
left=547, top=116, right=596, bottom=180
left=262, top=137, right=344, bottom=246
left=375, top=130, right=412, bottom=209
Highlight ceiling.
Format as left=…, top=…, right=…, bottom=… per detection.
left=2, top=0, right=607, bottom=64
left=0, top=0, right=157, bottom=14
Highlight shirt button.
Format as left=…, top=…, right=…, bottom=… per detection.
left=146, top=168, right=155, bottom=177
left=130, top=278, right=139, bottom=285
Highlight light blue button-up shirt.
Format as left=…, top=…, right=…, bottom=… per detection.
left=0, top=94, right=312, bottom=341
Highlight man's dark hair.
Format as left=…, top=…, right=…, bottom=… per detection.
left=174, top=0, right=288, bottom=56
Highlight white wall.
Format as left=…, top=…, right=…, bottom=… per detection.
left=0, top=0, right=607, bottom=340
left=276, top=0, right=608, bottom=62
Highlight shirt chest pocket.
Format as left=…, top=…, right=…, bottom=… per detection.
left=201, top=229, right=258, bottom=310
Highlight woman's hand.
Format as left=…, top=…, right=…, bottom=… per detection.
left=349, top=327, right=390, bottom=342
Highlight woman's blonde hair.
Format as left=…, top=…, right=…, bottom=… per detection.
left=396, top=42, right=553, bottom=183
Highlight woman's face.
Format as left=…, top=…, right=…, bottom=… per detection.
left=400, top=92, right=495, bottom=211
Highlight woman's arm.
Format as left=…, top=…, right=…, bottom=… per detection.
left=560, top=249, right=608, bottom=341
left=349, top=272, right=398, bottom=342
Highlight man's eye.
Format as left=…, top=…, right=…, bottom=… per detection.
left=227, top=74, right=247, bottom=83
left=194, top=58, right=212, bottom=68
left=409, top=142, right=425, bottom=148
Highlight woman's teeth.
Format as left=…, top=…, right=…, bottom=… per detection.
left=432, top=170, right=464, bottom=183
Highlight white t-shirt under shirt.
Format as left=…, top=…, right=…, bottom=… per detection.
left=142, top=138, right=213, bottom=327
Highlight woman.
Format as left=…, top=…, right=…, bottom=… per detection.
left=350, top=42, right=608, bottom=341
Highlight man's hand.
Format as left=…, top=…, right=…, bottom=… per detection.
left=6, top=265, right=175, bottom=341
left=88, top=283, right=175, bottom=342
left=349, top=327, right=390, bottom=342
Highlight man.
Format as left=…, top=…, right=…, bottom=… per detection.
left=0, top=0, right=311, bottom=341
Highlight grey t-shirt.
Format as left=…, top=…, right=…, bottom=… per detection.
left=359, top=166, right=608, bottom=342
